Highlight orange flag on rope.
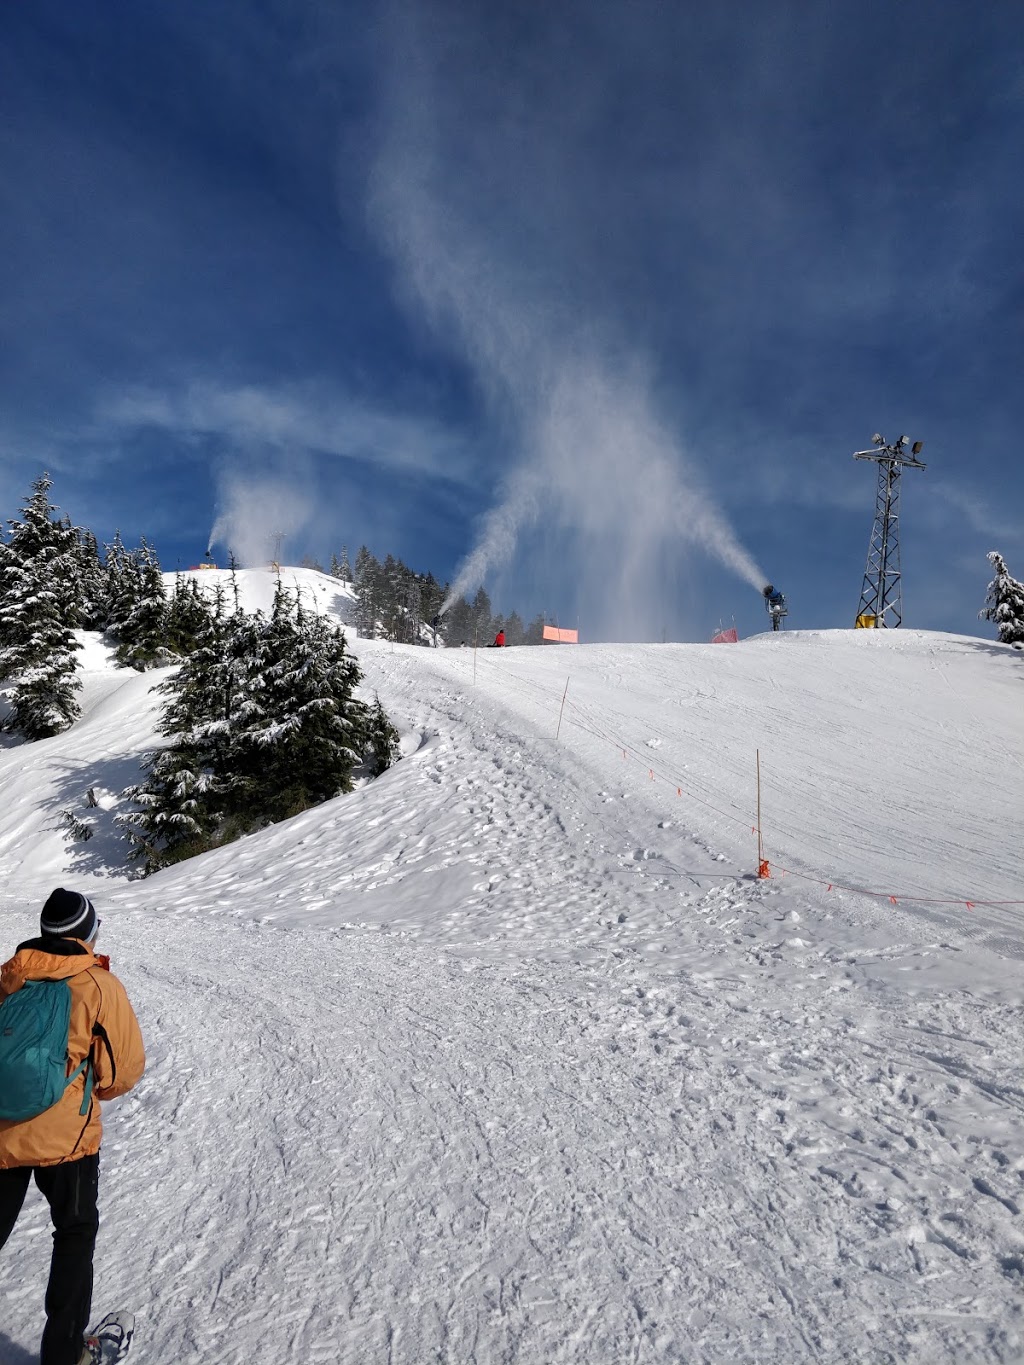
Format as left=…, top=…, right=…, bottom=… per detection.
left=542, top=625, right=579, bottom=643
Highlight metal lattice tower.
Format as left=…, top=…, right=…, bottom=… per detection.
left=853, top=433, right=925, bottom=628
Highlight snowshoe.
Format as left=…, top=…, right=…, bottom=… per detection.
left=80, top=1311, right=135, bottom=1364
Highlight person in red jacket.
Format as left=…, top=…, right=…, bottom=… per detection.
left=493, top=630, right=505, bottom=647
left=0, top=888, right=145, bottom=1365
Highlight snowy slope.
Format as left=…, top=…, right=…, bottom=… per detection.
left=168, top=565, right=361, bottom=633
left=1, top=570, right=1022, bottom=1364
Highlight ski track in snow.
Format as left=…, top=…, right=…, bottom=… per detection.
left=2, top=571, right=1023, bottom=1363
left=8, top=918, right=1022, bottom=1364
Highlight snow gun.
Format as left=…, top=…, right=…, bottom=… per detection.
left=762, top=584, right=788, bottom=631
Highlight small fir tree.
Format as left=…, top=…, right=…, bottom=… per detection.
left=381, top=553, right=402, bottom=641
left=980, top=551, right=1024, bottom=646
left=75, top=528, right=108, bottom=630
left=3, top=621, right=81, bottom=739
left=165, top=576, right=216, bottom=656
left=1, top=474, right=80, bottom=673
left=121, top=579, right=394, bottom=872
left=115, top=540, right=170, bottom=670
left=103, top=531, right=135, bottom=639
left=354, top=546, right=380, bottom=637
left=233, top=584, right=365, bottom=819
left=120, top=583, right=236, bottom=869
left=51, top=514, right=88, bottom=627
left=121, top=737, right=223, bottom=871
left=0, top=474, right=82, bottom=737
left=363, top=693, right=401, bottom=775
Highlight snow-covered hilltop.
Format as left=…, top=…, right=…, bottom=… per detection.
left=168, top=565, right=361, bottom=632
left=2, top=568, right=1022, bottom=1363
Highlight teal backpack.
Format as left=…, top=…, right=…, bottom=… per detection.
left=0, top=979, right=94, bottom=1122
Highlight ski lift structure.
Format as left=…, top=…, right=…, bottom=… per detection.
left=853, top=433, right=925, bottom=628
left=269, top=531, right=285, bottom=574
left=762, top=584, right=788, bottom=631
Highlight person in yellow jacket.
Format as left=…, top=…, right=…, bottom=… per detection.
left=0, top=888, right=145, bottom=1365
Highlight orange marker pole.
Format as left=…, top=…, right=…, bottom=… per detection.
left=756, top=749, right=770, bottom=878
left=756, top=749, right=762, bottom=863
left=555, top=676, right=570, bottom=740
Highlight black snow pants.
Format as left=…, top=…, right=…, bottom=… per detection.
left=0, top=1152, right=100, bottom=1365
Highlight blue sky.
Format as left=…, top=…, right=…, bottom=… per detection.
left=1, top=0, right=1021, bottom=642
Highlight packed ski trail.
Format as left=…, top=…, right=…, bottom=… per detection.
left=2, top=571, right=1022, bottom=1362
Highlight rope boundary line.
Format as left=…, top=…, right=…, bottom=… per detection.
left=448, top=648, right=1024, bottom=911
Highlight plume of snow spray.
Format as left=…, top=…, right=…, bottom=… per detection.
left=441, top=470, right=541, bottom=613
left=440, top=361, right=765, bottom=618
left=375, top=2, right=766, bottom=631
left=207, top=473, right=313, bottom=569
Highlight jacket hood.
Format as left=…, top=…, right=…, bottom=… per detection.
left=1, top=938, right=102, bottom=996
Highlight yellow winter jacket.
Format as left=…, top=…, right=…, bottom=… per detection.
left=0, top=936, right=145, bottom=1168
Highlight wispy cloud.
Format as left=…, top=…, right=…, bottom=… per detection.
left=98, top=380, right=475, bottom=484
left=925, top=478, right=1023, bottom=546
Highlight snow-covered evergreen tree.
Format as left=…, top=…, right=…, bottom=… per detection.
left=403, top=575, right=428, bottom=644
left=330, top=544, right=353, bottom=583
left=0, top=474, right=82, bottom=738
left=354, top=545, right=380, bottom=637
left=121, top=582, right=236, bottom=869
left=159, top=581, right=233, bottom=735
left=382, top=553, right=404, bottom=641
left=980, top=551, right=1024, bottom=646
left=1, top=475, right=77, bottom=673
left=233, top=582, right=366, bottom=819
left=4, top=638, right=82, bottom=740
left=103, top=531, right=135, bottom=639
left=120, top=742, right=218, bottom=870
left=166, top=580, right=260, bottom=819
left=75, top=528, right=108, bottom=630
left=49, top=514, right=88, bottom=627
left=165, top=575, right=215, bottom=656
left=122, top=579, right=391, bottom=872
left=363, top=693, right=401, bottom=775
left=115, top=539, right=170, bottom=670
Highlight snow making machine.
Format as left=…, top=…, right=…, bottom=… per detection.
left=762, top=584, right=789, bottom=631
